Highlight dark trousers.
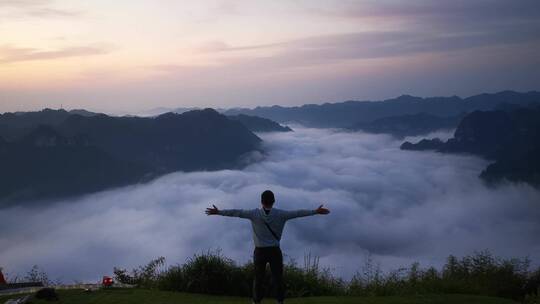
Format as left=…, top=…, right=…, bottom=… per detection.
left=253, top=246, right=284, bottom=303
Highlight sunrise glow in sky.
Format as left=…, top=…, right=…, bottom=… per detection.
left=1, top=0, right=539, bottom=113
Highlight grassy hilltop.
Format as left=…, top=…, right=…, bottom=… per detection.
left=0, top=288, right=519, bottom=304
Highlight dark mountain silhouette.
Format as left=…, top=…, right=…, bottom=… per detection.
left=224, top=91, right=540, bottom=128
left=57, top=109, right=261, bottom=172
left=0, top=125, right=147, bottom=204
left=0, top=108, right=72, bottom=140
left=401, top=106, right=540, bottom=187
left=227, top=114, right=292, bottom=132
left=0, top=109, right=261, bottom=204
left=349, top=113, right=463, bottom=138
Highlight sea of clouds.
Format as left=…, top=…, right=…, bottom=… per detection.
left=1, top=127, right=540, bottom=282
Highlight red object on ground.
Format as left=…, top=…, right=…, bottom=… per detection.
left=102, top=276, right=113, bottom=287
left=0, top=269, right=6, bottom=284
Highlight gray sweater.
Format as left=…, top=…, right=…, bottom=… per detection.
left=218, top=207, right=318, bottom=248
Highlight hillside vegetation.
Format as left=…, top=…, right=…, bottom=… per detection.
left=110, top=251, right=540, bottom=302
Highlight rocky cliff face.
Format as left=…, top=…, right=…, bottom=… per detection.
left=401, top=106, right=540, bottom=187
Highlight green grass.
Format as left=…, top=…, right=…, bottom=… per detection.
left=0, top=288, right=519, bottom=304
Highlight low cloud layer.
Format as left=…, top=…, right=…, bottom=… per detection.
left=1, top=128, right=539, bottom=282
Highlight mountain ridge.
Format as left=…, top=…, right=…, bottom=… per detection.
left=223, top=91, right=540, bottom=128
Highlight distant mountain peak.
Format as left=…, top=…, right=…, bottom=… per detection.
left=156, top=108, right=225, bottom=120
left=397, top=94, right=416, bottom=98
left=228, top=114, right=292, bottom=132
left=180, top=108, right=223, bottom=119
left=69, top=109, right=98, bottom=117
left=393, top=94, right=423, bottom=102
left=41, top=108, right=67, bottom=113
left=155, top=112, right=179, bottom=120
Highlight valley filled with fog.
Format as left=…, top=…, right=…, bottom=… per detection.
left=1, top=127, right=539, bottom=282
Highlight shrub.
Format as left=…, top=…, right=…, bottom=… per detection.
left=25, top=265, right=51, bottom=286
left=113, top=256, right=165, bottom=288
left=181, top=250, right=244, bottom=295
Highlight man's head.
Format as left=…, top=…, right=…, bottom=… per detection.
left=261, top=190, right=275, bottom=208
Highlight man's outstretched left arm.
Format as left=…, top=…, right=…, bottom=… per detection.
left=283, top=204, right=330, bottom=220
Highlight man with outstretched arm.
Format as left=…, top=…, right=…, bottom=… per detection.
left=205, top=190, right=330, bottom=304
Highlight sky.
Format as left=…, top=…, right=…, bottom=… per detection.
left=1, top=0, right=540, bottom=113
left=1, top=127, right=539, bottom=282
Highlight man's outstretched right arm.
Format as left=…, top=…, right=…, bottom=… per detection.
left=218, top=209, right=253, bottom=219
left=205, top=204, right=252, bottom=219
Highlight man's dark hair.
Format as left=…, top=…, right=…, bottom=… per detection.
left=261, top=190, right=275, bottom=206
